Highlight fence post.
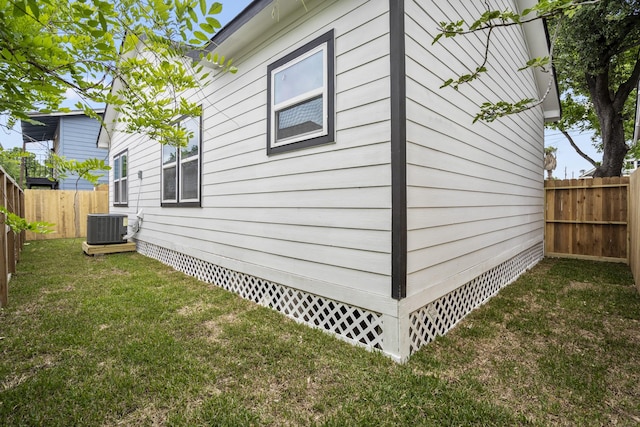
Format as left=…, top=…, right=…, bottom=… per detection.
left=19, top=191, right=25, bottom=252
left=6, top=183, right=15, bottom=274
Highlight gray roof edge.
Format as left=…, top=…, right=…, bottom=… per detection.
left=206, top=0, right=271, bottom=51
left=26, top=109, right=105, bottom=118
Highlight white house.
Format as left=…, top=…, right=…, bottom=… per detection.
left=98, top=0, right=560, bottom=361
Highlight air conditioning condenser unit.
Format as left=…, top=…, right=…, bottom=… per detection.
left=86, top=214, right=128, bottom=245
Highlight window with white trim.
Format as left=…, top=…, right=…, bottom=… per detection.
left=267, top=30, right=334, bottom=154
left=113, top=150, right=127, bottom=206
left=161, top=116, right=201, bottom=207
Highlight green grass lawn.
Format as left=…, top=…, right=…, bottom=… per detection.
left=1, top=239, right=640, bottom=426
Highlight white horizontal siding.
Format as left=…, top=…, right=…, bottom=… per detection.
left=151, top=213, right=390, bottom=252
left=404, top=0, right=545, bottom=300
left=408, top=222, right=541, bottom=274
left=408, top=163, right=541, bottom=199
left=141, top=220, right=389, bottom=274
left=406, top=230, right=542, bottom=305
left=408, top=205, right=542, bottom=230
left=408, top=213, right=543, bottom=253
left=107, top=115, right=160, bottom=211
left=203, top=187, right=390, bottom=209
left=110, top=0, right=395, bottom=305
left=205, top=139, right=389, bottom=183
left=186, top=207, right=390, bottom=230
left=203, top=164, right=391, bottom=196
left=405, top=84, right=541, bottom=177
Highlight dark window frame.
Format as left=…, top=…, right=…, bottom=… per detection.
left=161, top=114, right=202, bottom=208
left=266, top=30, right=335, bottom=155
left=113, top=149, right=128, bottom=207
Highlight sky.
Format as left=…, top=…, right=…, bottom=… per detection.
left=0, top=0, right=604, bottom=178
left=544, top=129, right=601, bottom=179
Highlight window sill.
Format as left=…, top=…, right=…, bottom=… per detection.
left=161, top=202, right=201, bottom=208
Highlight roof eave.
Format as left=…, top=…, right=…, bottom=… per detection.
left=22, top=109, right=105, bottom=144
left=194, top=0, right=303, bottom=61
left=515, top=0, right=562, bottom=123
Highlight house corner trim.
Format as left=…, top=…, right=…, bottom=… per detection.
left=390, top=0, right=407, bottom=300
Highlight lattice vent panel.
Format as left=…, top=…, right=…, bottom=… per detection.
left=136, top=241, right=383, bottom=350
left=408, top=243, right=543, bottom=355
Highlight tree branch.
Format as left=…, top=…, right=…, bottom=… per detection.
left=436, top=0, right=600, bottom=37
left=613, top=51, right=640, bottom=112
left=560, top=129, right=598, bottom=167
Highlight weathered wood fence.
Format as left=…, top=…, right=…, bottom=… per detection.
left=0, top=167, right=25, bottom=307
left=545, top=177, right=630, bottom=263
left=24, top=188, right=108, bottom=240
left=630, top=170, right=640, bottom=289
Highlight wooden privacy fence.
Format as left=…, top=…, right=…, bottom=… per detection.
left=545, top=177, right=630, bottom=263
left=0, top=167, right=25, bottom=307
left=630, top=170, right=639, bottom=289
left=24, top=189, right=108, bottom=240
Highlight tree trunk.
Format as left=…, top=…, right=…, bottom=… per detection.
left=593, top=107, right=628, bottom=177
left=587, top=72, right=628, bottom=177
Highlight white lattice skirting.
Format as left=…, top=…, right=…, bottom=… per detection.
left=136, top=241, right=384, bottom=350
left=407, top=242, right=544, bottom=355
left=136, top=240, right=542, bottom=359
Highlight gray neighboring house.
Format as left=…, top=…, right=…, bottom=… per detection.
left=21, top=110, right=108, bottom=190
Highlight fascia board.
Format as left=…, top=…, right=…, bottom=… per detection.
left=515, top=0, right=561, bottom=122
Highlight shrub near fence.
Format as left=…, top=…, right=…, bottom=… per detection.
left=630, top=170, right=640, bottom=289
left=0, top=167, right=25, bottom=307
left=24, top=188, right=108, bottom=240
left=545, top=177, right=630, bottom=263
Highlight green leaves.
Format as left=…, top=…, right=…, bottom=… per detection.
left=474, top=99, right=537, bottom=123
left=0, top=0, right=234, bottom=149
left=519, top=56, right=551, bottom=72
left=440, top=66, right=488, bottom=90
left=47, top=155, right=110, bottom=187
left=0, top=206, right=54, bottom=234
left=433, top=1, right=588, bottom=46
left=432, top=20, right=464, bottom=44
left=1, top=0, right=116, bottom=125
left=208, top=2, right=222, bottom=15
left=434, top=1, right=600, bottom=124
left=200, top=52, right=237, bottom=74
left=12, top=0, right=26, bottom=17
left=523, top=0, right=590, bottom=19
left=191, top=30, right=209, bottom=44
left=26, top=0, right=39, bottom=20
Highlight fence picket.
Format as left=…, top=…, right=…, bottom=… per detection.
left=544, top=177, right=630, bottom=263
left=24, top=189, right=109, bottom=240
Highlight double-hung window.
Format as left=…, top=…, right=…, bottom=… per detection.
left=267, top=30, right=334, bottom=154
left=113, top=150, right=128, bottom=206
left=161, top=116, right=201, bottom=207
